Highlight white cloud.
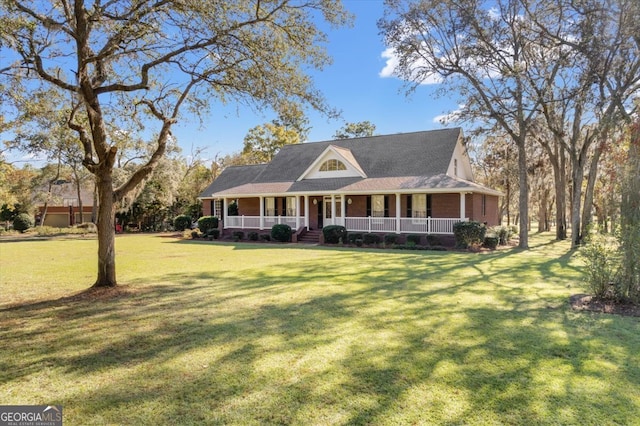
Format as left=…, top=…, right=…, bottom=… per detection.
left=379, top=47, right=442, bottom=85
left=433, top=104, right=465, bottom=125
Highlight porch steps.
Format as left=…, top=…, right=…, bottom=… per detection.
left=298, top=230, right=322, bottom=244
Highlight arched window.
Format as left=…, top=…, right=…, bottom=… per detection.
left=319, top=159, right=347, bottom=172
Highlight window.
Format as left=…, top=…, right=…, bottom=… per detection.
left=319, top=159, right=347, bottom=172
left=413, top=194, right=427, bottom=218
left=372, top=195, right=385, bottom=217
left=265, top=197, right=275, bottom=216
left=286, top=197, right=296, bottom=216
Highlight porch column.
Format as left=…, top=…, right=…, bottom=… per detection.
left=304, top=195, right=310, bottom=230
left=223, top=198, right=228, bottom=229
left=259, top=196, right=264, bottom=230
left=340, top=194, right=346, bottom=225
left=295, top=195, right=301, bottom=230
left=395, top=193, right=401, bottom=234
left=331, top=195, right=336, bottom=226
left=460, top=193, right=466, bottom=219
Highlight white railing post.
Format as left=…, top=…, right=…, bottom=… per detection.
left=296, top=196, right=300, bottom=230
left=241, top=215, right=245, bottom=229
left=368, top=216, right=372, bottom=233
left=259, top=196, right=264, bottom=230
left=395, top=193, right=401, bottom=234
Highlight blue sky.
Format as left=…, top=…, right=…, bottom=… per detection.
left=171, top=0, right=460, bottom=160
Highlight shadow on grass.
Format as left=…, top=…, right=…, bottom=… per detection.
left=1, top=239, right=638, bottom=424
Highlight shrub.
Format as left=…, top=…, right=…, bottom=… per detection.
left=489, top=226, right=511, bottom=245
left=260, top=234, right=271, bottom=242
left=323, top=225, right=347, bottom=244
left=271, top=224, right=291, bottom=242
left=173, top=215, right=192, bottom=231
left=191, top=230, right=200, bottom=239
left=248, top=231, right=259, bottom=241
left=13, top=213, right=34, bottom=233
left=197, top=216, right=219, bottom=234
left=75, top=222, right=97, bottom=233
left=509, top=225, right=519, bottom=235
left=453, top=221, right=486, bottom=249
left=425, top=234, right=441, bottom=246
left=207, top=229, right=220, bottom=240
left=483, top=236, right=499, bottom=249
left=407, top=234, right=422, bottom=246
left=355, top=238, right=363, bottom=247
left=580, top=234, right=619, bottom=299
left=348, top=233, right=363, bottom=244
left=232, top=231, right=245, bottom=241
left=363, top=233, right=381, bottom=245
left=384, top=234, right=399, bottom=246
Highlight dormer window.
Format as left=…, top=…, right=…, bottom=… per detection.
left=319, top=159, right=347, bottom=172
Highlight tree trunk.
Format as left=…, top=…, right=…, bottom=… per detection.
left=75, top=172, right=84, bottom=224
left=517, top=139, right=529, bottom=249
left=581, top=144, right=603, bottom=238
left=93, top=171, right=117, bottom=287
left=570, top=156, right=585, bottom=248
left=91, top=179, right=98, bottom=223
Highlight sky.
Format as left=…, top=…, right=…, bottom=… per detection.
left=169, top=0, right=460, bottom=160
left=3, top=1, right=462, bottom=165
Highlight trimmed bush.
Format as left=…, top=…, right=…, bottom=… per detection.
left=13, top=213, right=34, bottom=233
left=260, top=234, right=271, bottom=242
left=197, top=216, right=219, bottom=234
left=384, top=234, right=399, bottom=246
left=348, top=233, right=363, bottom=244
left=232, top=231, right=245, bottom=241
left=453, top=221, right=486, bottom=249
left=323, top=225, right=347, bottom=244
left=191, top=230, right=200, bottom=239
left=355, top=238, right=363, bottom=247
left=271, top=224, right=292, bottom=242
left=425, top=234, right=441, bottom=246
left=207, top=229, right=220, bottom=240
left=173, top=215, right=192, bottom=231
left=483, top=236, right=499, bottom=249
left=407, top=234, right=422, bottom=246
left=248, top=231, right=259, bottom=241
left=363, top=233, right=381, bottom=245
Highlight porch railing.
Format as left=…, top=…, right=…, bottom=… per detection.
left=224, top=215, right=467, bottom=234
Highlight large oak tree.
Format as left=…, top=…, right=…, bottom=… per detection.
left=0, top=0, right=349, bottom=287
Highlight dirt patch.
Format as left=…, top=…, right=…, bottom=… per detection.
left=570, top=294, right=640, bottom=317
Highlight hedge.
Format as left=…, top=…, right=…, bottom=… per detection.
left=271, top=224, right=292, bottom=242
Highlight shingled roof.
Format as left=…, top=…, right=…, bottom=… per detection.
left=200, top=128, right=501, bottom=197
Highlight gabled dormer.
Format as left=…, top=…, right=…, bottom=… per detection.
left=297, top=145, right=367, bottom=181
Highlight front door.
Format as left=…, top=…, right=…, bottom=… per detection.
left=323, top=196, right=342, bottom=227
left=317, top=199, right=323, bottom=228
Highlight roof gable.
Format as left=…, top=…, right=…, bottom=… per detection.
left=297, top=144, right=367, bottom=181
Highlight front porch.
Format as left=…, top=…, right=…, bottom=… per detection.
left=219, top=192, right=471, bottom=235
left=224, top=215, right=468, bottom=235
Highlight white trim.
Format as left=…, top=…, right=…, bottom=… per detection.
left=296, top=145, right=367, bottom=181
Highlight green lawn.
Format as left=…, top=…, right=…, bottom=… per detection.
left=0, top=234, right=638, bottom=425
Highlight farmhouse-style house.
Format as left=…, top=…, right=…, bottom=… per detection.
left=199, top=128, right=501, bottom=241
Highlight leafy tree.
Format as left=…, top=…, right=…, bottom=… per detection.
left=1, top=0, right=350, bottom=287
left=242, top=122, right=302, bottom=164
left=333, top=121, right=376, bottom=139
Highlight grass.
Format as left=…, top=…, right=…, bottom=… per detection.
left=0, top=233, right=639, bottom=425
